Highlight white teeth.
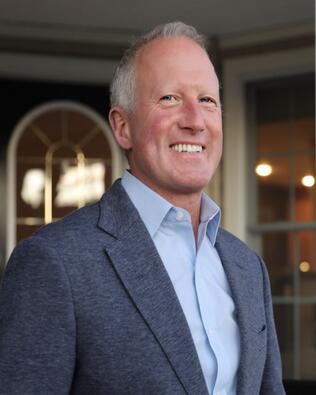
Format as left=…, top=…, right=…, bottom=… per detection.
left=171, top=144, right=202, bottom=153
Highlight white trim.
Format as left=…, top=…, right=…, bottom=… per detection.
left=222, top=46, right=315, bottom=242
left=0, top=19, right=122, bottom=84
left=220, top=20, right=314, bottom=49
left=6, top=100, right=125, bottom=259
left=0, top=52, right=117, bottom=84
left=0, top=19, right=134, bottom=45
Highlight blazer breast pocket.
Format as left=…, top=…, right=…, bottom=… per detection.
left=250, top=322, right=267, bottom=352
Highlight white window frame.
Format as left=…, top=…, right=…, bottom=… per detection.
left=222, top=46, right=314, bottom=242
left=6, top=100, right=126, bottom=259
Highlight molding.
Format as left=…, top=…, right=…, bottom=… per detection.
left=0, top=19, right=135, bottom=60
left=0, top=19, right=137, bottom=43
left=0, top=35, right=128, bottom=60
left=0, top=21, right=126, bottom=83
left=2, top=19, right=313, bottom=62
left=0, top=52, right=118, bottom=83
left=0, top=19, right=313, bottom=84
left=219, top=20, right=314, bottom=59
left=221, top=34, right=314, bottom=59
left=220, top=20, right=314, bottom=50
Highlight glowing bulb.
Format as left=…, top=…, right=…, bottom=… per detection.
left=299, top=261, right=310, bottom=273
left=255, top=163, right=272, bottom=177
left=301, top=175, right=315, bottom=187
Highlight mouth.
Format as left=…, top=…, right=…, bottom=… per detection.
left=169, top=143, right=204, bottom=153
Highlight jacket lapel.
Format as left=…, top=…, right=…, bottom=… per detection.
left=97, top=181, right=208, bottom=395
left=215, top=229, right=267, bottom=394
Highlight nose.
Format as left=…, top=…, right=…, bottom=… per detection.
left=178, top=100, right=205, bottom=133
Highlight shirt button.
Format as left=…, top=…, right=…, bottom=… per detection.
left=175, top=211, right=184, bottom=221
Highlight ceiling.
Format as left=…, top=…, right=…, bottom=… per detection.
left=0, top=0, right=314, bottom=40
left=0, top=0, right=313, bottom=85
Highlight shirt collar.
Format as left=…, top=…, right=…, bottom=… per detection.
left=121, top=170, right=221, bottom=244
left=200, top=192, right=221, bottom=246
left=121, top=170, right=172, bottom=238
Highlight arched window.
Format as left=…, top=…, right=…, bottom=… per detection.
left=7, top=101, right=125, bottom=257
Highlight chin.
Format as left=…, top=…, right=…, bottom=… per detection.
left=171, top=179, right=210, bottom=194
left=172, top=173, right=213, bottom=191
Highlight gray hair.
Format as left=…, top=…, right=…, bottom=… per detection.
left=110, top=21, right=208, bottom=113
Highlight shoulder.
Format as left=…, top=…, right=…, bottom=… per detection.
left=217, top=227, right=258, bottom=258
left=4, top=197, right=100, bottom=278
left=4, top=181, right=132, bottom=278
left=13, top=202, right=100, bottom=259
left=22, top=178, right=128, bottom=248
left=4, top=202, right=99, bottom=273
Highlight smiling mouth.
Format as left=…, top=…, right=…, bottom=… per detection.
left=170, top=143, right=204, bottom=153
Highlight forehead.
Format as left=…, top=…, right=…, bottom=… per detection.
left=134, top=37, right=219, bottom=90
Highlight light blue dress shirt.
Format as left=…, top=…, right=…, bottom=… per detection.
left=121, top=171, right=240, bottom=395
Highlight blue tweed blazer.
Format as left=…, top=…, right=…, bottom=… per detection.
left=0, top=180, right=285, bottom=394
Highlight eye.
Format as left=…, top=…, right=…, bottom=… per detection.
left=199, top=96, right=218, bottom=107
left=159, top=95, right=178, bottom=107
left=160, top=95, right=175, bottom=102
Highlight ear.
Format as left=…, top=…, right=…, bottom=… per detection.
left=109, top=107, right=132, bottom=150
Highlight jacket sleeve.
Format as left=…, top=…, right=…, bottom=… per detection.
left=259, top=256, right=286, bottom=395
left=0, top=236, right=76, bottom=394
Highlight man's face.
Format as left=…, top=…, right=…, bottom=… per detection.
left=113, top=36, right=222, bottom=200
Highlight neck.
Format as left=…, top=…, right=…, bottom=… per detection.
left=154, top=188, right=202, bottom=243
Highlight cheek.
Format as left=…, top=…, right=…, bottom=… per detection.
left=141, top=114, right=173, bottom=145
left=208, top=115, right=222, bottom=138
left=213, top=131, right=223, bottom=156
left=207, top=118, right=223, bottom=154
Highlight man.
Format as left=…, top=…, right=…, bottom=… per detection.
left=0, top=22, right=285, bottom=394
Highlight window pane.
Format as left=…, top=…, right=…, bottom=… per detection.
left=300, top=304, right=316, bottom=379
left=293, top=117, right=315, bottom=151
left=257, top=121, right=290, bottom=153
left=262, top=232, right=293, bottom=296
left=17, top=224, right=42, bottom=243
left=274, top=304, right=294, bottom=378
left=34, top=110, right=64, bottom=144
left=299, top=230, right=316, bottom=297
left=294, top=80, right=315, bottom=121
left=295, top=154, right=316, bottom=222
left=82, top=129, right=112, bottom=159
left=257, top=157, right=290, bottom=222
left=52, top=159, right=108, bottom=219
left=17, top=163, right=45, bottom=219
left=256, top=85, right=290, bottom=125
left=17, top=125, right=48, bottom=157
left=66, top=110, right=97, bottom=143
left=52, top=159, right=78, bottom=219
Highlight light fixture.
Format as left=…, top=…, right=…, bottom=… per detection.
left=301, top=175, right=315, bottom=187
left=299, top=261, right=310, bottom=273
left=255, top=163, right=272, bottom=177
